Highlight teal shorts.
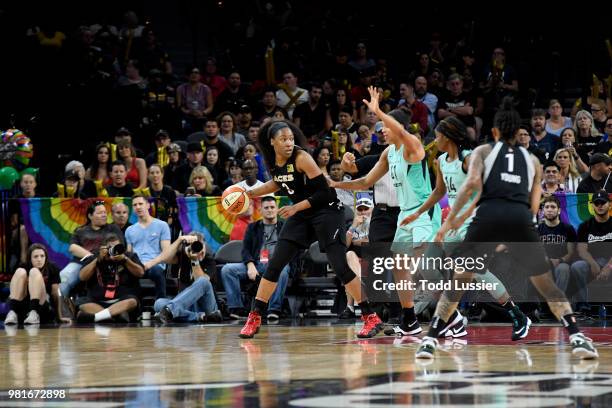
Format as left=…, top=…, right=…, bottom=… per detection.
left=391, top=210, right=434, bottom=255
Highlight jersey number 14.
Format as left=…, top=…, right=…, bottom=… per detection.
left=445, top=176, right=457, bottom=193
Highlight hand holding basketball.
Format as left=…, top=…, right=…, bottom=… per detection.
left=221, top=185, right=250, bottom=215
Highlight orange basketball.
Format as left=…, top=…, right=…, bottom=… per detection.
left=221, top=185, right=249, bottom=214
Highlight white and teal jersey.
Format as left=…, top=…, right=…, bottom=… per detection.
left=439, top=150, right=475, bottom=239
left=388, top=144, right=432, bottom=212
left=388, top=144, right=441, bottom=253
left=439, top=150, right=471, bottom=207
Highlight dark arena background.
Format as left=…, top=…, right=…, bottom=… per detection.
left=0, top=1, right=611, bottom=407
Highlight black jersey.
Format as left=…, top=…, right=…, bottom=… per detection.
left=271, top=147, right=339, bottom=208
left=480, top=141, right=534, bottom=207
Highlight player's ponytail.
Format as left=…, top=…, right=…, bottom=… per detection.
left=493, top=96, right=522, bottom=141
left=435, top=116, right=472, bottom=161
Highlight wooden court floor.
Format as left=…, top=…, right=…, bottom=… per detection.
left=1, top=320, right=612, bottom=407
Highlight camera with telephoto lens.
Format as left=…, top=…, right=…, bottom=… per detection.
left=108, top=243, right=126, bottom=257
left=186, top=241, right=203, bottom=254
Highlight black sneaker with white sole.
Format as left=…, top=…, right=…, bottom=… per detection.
left=384, top=319, right=422, bottom=336
left=443, top=321, right=468, bottom=338
left=509, top=307, right=531, bottom=341
left=436, top=310, right=465, bottom=338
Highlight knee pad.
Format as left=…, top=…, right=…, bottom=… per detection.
left=261, top=262, right=283, bottom=283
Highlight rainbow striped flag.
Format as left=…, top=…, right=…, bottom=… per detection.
left=15, top=194, right=609, bottom=270
left=18, top=196, right=291, bottom=269
left=177, top=196, right=291, bottom=253
left=19, top=198, right=137, bottom=269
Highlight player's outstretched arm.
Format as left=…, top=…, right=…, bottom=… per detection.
left=245, top=180, right=280, bottom=199
left=363, top=86, right=424, bottom=163
left=331, top=147, right=389, bottom=190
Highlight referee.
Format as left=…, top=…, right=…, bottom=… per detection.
left=341, top=122, right=400, bottom=320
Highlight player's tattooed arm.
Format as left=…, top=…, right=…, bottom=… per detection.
left=529, top=154, right=543, bottom=217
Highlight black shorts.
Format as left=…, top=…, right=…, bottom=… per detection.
left=279, top=208, right=346, bottom=249
left=368, top=207, right=399, bottom=243
left=77, top=288, right=140, bottom=308
left=454, top=203, right=549, bottom=276
left=348, top=244, right=363, bottom=258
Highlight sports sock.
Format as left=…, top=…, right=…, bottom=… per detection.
left=359, top=301, right=373, bottom=315
left=94, top=308, right=112, bottom=322
left=561, top=313, right=580, bottom=335
left=426, top=316, right=447, bottom=338
left=402, top=307, right=416, bottom=323
left=253, top=299, right=268, bottom=315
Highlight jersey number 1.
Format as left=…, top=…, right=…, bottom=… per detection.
left=505, top=154, right=514, bottom=172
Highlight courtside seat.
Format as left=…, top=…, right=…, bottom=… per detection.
left=214, top=240, right=243, bottom=264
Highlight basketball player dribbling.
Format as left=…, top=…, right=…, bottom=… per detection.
left=236, top=120, right=383, bottom=339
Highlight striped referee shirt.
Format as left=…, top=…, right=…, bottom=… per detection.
left=355, top=154, right=399, bottom=207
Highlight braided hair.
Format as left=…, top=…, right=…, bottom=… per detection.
left=257, top=120, right=308, bottom=170
left=493, top=97, right=522, bottom=141
left=435, top=116, right=473, bottom=161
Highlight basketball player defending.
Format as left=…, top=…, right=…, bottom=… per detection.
left=331, top=86, right=440, bottom=337
left=416, top=99, right=598, bottom=359
left=238, top=120, right=383, bottom=338
left=402, top=116, right=530, bottom=339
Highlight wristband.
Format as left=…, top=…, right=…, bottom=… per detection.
left=191, top=260, right=199, bottom=267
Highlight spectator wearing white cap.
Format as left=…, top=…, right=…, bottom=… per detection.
left=340, top=197, right=373, bottom=319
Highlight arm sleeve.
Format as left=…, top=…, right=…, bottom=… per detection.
left=80, top=254, right=97, bottom=266
left=128, top=252, right=144, bottom=268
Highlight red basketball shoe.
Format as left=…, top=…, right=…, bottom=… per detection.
left=357, top=313, right=384, bottom=338
left=239, top=311, right=262, bottom=338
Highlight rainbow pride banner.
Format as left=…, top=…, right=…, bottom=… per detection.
left=177, top=196, right=291, bottom=253
left=14, top=193, right=610, bottom=269
left=19, top=198, right=138, bottom=269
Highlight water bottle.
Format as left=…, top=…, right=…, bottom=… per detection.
left=599, top=304, right=607, bottom=320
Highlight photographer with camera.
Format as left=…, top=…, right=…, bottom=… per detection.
left=75, top=234, right=144, bottom=323
left=147, top=232, right=221, bottom=323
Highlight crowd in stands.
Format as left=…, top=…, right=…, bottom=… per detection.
left=2, top=7, right=612, bottom=326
